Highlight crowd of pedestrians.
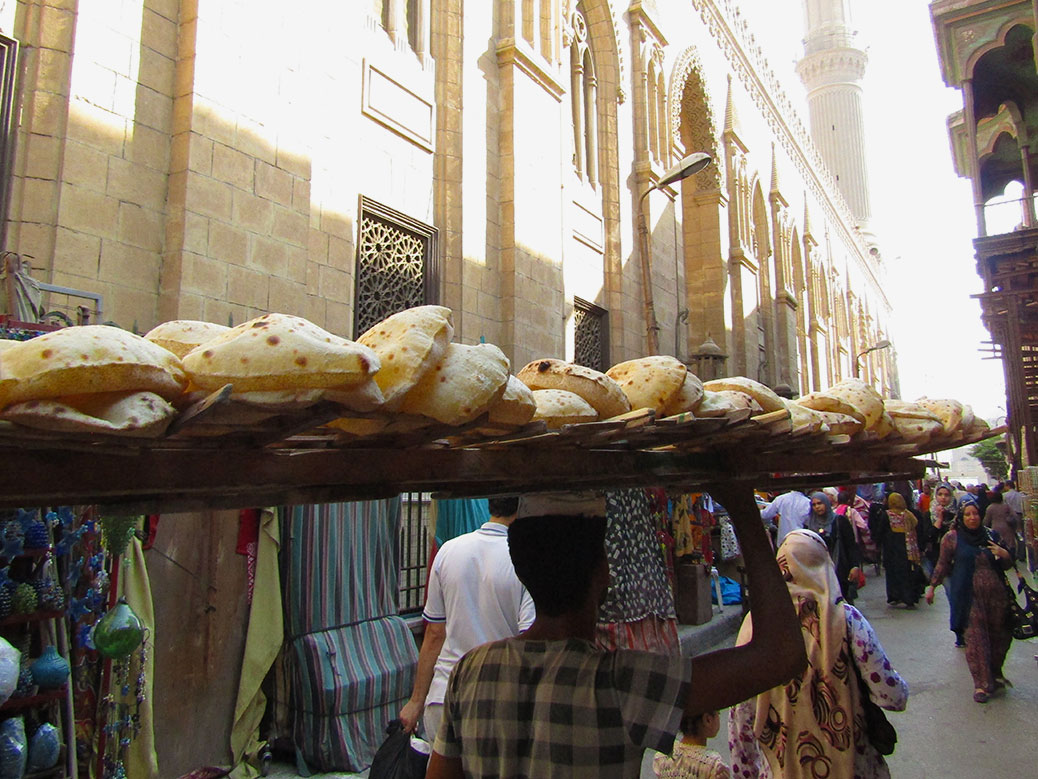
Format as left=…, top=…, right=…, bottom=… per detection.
left=393, top=478, right=1027, bottom=778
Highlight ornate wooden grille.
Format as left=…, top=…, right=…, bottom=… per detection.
left=353, top=197, right=438, bottom=336
left=574, top=297, right=607, bottom=371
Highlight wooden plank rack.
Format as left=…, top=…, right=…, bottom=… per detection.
left=0, top=386, right=1002, bottom=513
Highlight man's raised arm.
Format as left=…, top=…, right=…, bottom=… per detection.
left=684, top=482, right=807, bottom=716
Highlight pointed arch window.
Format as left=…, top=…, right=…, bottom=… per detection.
left=570, top=8, right=598, bottom=187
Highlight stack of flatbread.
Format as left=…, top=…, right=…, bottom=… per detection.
left=329, top=306, right=525, bottom=435
left=516, top=359, right=629, bottom=428
left=0, top=326, right=188, bottom=437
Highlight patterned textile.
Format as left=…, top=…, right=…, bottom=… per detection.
left=730, top=531, right=907, bottom=779
left=653, top=741, right=730, bottom=778
left=932, top=530, right=1013, bottom=692
left=596, top=615, right=679, bottom=653
left=280, top=500, right=419, bottom=772
left=888, top=510, right=920, bottom=562
left=599, top=489, right=677, bottom=623
left=729, top=604, right=907, bottom=779
left=436, top=638, right=690, bottom=777
left=673, top=494, right=713, bottom=561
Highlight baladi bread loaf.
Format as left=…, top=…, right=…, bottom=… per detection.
left=605, top=355, right=687, bottom=414
left=0, top=340, right=20, bottom=353
left=0, top=325, right=187, bottom=409
left=816, top=410, right=864, bottom=436
left=143, top=320, right=230, bottom=359
left=228, top=383, right=385, bottom=414
left=890, top=416, right=944, bottom=444
left=516, top=359, right=630, bottom=419
left=884, top=400, right=942, bottom=421
left=702, top=376, right=785, bottom=413
left=486, top=375, right=537, bottom=426
left=916, top=398, right=964, bottom=436
left=821, top=379, right=885, bottom=430
left=530, top=389, right=597, bottom=428
left=783, top=399, right=829, bottom=435
left=796, top=390, right=866, bottom=424
left=692, top=389, right=741, bottom=418
left=182, top=314, right=379, bottom=394
left=357, top=305, right=454, bottom=411
left=0, top=390, right=176, bottom=437
left=396, top=342, right=510, bottom=425
left=661, top=369, right=705, bottom=416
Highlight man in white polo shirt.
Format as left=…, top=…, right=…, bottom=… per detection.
left=399, top=496, right=535, bottom=740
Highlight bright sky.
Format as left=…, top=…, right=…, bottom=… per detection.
left=752, top=0, right=1008, bottom=423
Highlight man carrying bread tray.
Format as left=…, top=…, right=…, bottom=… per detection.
left=399, top=497, right=534, bottom=741
left=425, top=486, right=807, bottom=778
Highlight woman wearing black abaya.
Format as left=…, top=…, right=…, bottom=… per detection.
left=873, top=492, right=924, bottom=607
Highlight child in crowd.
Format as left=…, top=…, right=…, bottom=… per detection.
left=652, top=709, right=729, bottom=779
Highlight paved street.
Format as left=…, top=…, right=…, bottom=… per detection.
left=692, top=565, right=1038, bottom=777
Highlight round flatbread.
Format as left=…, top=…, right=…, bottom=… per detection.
left=182, top=314, right=379, bottom=394
left=692, top=389, right=740, bottom=418
left=702, top=376, right=785, bottom=413
left=661, top=370, right=706, bottom=416
left=517, top=359, right=630, bottom=419
left=883, top=400, right=941, bottom=422
left=817, top=409, right=863, bottom=436
left=396, top=342, right=510, bottom=426
left=915, top=398, right=965, bottom=436
left=890, top=416, right=943, bottom=444
left=530, top=389, right=597, bottom=428
left=487, top=375, right=537, bottom=426
left=822, top=379, right=885, bottom=430
left=143, top=320, right=230, bottom=359
left=357, top=305, right=454, bottom=411
left=796, top=390, right=866, bottom=424
left=605, top=355, right=687, bottom=414
left=0, top=325, right=187, bottom=409
left=783, top=399, right=828, bottom=435
left=0, top=390, right=176, bottom=438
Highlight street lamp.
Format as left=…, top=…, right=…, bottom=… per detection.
left=638, top=152, right=713, bottom=354
left=853, top=339, right=892, bottom=378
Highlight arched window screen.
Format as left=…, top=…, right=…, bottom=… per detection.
left=570, top=9, right=598, bottom=187
left=353, top=197, right=439, bottom=337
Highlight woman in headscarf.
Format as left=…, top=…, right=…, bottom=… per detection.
left=728, top=530, right=907, bottom=778
left=810, top=491, right=862, bottom=604
left=925, top=498, right=1015, bottom=702
left=872, top=492, right=923, bottom=607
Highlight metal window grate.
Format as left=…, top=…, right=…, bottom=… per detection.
left=354, top=197, right=438, bottom=337
left=397, top=492, right=431, bottom=615
left=574, top=297, right=607, bottom=371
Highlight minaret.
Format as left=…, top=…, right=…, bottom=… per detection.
left=796, top=0, right=873, bottom=237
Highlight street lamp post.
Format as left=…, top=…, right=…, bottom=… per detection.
left=852, top=339, right=892, bottom=379
left=637, top=152, right=713, bottom=355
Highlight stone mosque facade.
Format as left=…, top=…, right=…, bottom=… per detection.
left=0, top=0, right=897, bottom=397
left=0, top=0, right=899, bottom=769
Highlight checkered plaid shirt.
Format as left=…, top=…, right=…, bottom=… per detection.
left=434, top=637, right=691, bottom=777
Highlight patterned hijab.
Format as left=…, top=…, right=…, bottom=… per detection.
left=931, top=482, right=957, bottom=524
left=736, top=530, right=856, bottom=779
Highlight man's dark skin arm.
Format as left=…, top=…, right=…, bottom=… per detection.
left=683, top=481, right=807, bottom=716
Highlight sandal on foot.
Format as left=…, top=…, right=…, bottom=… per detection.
left=973, top=689, right=989, bottom=703
left=994, top=676, right=1012, bottom=689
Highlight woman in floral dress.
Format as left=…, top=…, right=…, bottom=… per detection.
left=925, top=499, right=1015, bottom=702
left=729, top=530, right=907, bottom=778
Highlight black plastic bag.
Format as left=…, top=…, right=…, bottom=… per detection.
left=368, top=720, right=430, bottom=779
